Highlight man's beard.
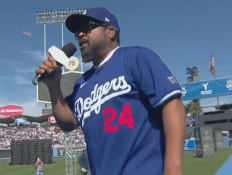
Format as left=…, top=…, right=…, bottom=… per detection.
left=81, top=42, right=106, bottom=64
left=81, top=51, right=92, bottom=63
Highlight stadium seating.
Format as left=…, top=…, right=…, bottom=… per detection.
left=0, top=125, right=86, bottom=150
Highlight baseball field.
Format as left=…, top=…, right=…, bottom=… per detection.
left=1, top=148, right=232, bottom=175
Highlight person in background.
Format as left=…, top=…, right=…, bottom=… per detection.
left=34, top=157, right=44, bottom=175
left=78, top=149, right=89, bottom=175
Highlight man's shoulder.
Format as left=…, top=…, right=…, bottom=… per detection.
left=118, top=46, right=157, bottom=57
left=117, top=46, right=159, bottom=62
left=118, top=46, right=148, bottom=52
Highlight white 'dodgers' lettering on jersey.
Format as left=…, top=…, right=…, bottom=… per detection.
left=74, top=76, right=131, bottom=127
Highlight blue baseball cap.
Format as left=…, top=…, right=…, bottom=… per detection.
left=66, top=7, right=120, bottom=34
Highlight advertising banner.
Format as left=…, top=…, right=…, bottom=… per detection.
left=213, top=131, right=224, bottom=151
left=194, top=127, right=214, bottom=158
left=0, top=105, right=23, bottom=117
left=181, top=77, right=232, bottom=100
left=15, top=118, right=27, bottom=125
left=56, top=146, right=86, bottom=157
left=48, top=116, right=56, bottom=123
left=57, top=147, right=65, bottom=157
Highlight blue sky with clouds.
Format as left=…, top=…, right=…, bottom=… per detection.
left=1, top=0, right=232, bottom=116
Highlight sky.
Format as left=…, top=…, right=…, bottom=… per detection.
left=1, top=0, right=232, bottom=116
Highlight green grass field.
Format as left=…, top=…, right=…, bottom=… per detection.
left=0, top=158, right=89, bottom=175
left=1, top=148, right=232, bottom=175
left=183, top=148, right=232, bottom=175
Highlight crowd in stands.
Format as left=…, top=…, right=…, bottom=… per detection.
left=0, top=124, right=86, bottom=149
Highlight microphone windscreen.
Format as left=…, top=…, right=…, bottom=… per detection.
left=61, top=43, right=77, bottom=58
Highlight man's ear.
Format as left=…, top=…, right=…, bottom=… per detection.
left=108, top=27, right=116, bottom=40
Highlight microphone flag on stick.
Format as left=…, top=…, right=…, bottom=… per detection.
left=32, top=43, right=77, bottom=85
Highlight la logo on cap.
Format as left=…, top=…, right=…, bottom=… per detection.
left=105, top=17, right=110, bottom=22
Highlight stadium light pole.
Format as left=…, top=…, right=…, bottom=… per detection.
left=36, top=8, right=87, bottom=71
left=186, top=66, right=200, bottom=118
left=186, top=66, right=199, bottom=83
left=36, top=9, right=87, bottom=175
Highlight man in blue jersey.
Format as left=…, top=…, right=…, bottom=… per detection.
left=35, top=7, right=186, bottom=175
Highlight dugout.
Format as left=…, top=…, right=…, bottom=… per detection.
left=195, top=110, right=232, bottom=131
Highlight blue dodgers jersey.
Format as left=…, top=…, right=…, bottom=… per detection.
left=65, top=47, right=182, bottom=175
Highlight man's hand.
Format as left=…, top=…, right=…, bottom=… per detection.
left=35, top=54, right=61, bottom=86
left=35, top=51, right=78, bottom=133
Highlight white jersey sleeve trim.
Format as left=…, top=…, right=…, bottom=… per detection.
left=154, top=90, right=182, bottom=108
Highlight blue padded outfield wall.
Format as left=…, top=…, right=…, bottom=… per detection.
left=184, top=138, right=196, bottom=151
left=181, top=77, right=232, bottom=101
left=0, top=146, right=87, bottom=161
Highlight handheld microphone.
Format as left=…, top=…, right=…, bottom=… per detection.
left=32, top=43, right=77, bottom=85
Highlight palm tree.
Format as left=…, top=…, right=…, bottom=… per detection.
left=185, top=100, right=202, bottom=118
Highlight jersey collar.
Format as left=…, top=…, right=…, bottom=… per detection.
left=93, top=47, right=119, bottom=69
